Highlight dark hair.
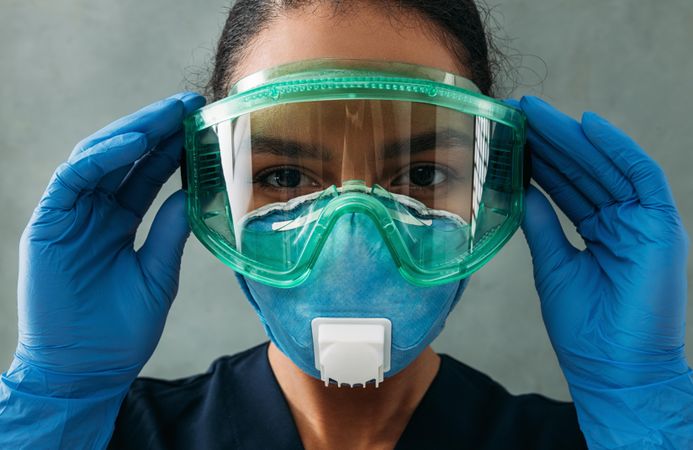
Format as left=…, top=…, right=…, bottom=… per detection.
left=206, top=0, right=503, bottom=100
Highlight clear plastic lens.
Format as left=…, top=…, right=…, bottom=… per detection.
left=219, top=100, right=475, bottom=220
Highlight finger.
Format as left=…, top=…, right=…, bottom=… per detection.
left=502, top=98, right=521, bottom=109
left=39, top=132, right=148, bottom=210
left=87, top=92, right=206, bottom=193
left=113, top=94, right=206, bottom=215
left=581, top=111, right=675, bottom=209
left=522, top=184, right=579, bottom=284
left=137, top=190, right=191, bottom=306
left=71, top=96, right=180, bottom=160
left=95, top=165, right=133, bottom=195
left=531, top=151, right=596, bottom=225
left=510, top=96, right=614, bottom=208
left=79, top=96, right=183, bottom=194
left=115, top=131, right=185, bottom=218
left=520, top=96, right=636, bottom=203
left=526, top=126, right=613, bottom=208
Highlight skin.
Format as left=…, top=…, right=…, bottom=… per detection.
left=228, top=3, right=469, bottom=449
left=268, top=344, right=440, bottom=450
left=244, top=101, right=474, bottom=218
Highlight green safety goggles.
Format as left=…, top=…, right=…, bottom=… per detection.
left=182, top=58, right=528, bottom=288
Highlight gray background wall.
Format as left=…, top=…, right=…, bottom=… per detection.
left=1, top=0, right=691, bottom=401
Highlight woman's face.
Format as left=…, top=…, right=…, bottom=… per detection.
left=228, top=3, right=474, bottom=218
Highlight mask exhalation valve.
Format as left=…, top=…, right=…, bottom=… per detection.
left=311, top=318, right=392, bottom=388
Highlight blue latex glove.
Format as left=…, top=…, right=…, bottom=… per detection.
left=0, top=92, right=206, bottom=449
left=508, top=96, right=693, bottom=449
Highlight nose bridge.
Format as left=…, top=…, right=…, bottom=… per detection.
left=338, top=100, right=380, bottom=185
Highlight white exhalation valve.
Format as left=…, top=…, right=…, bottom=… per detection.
left=311, top=318, right=392, bottom=388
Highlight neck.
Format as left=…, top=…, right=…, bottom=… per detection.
left=267, top=342, right=440, bottom=450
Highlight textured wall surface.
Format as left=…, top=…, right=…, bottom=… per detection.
left=1, top=0, right=691, bottom=401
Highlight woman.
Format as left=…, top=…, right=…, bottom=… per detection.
left=1, top=0, right=691, bottom=449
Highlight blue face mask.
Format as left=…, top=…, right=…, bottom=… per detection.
left=235, top=211, right=469, bottom=386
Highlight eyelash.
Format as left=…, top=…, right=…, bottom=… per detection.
left=390, top=163, right=456, bottom=189
left=252, top=163, right=460, bottom=192
left=252, top=166, right=322, bottom=191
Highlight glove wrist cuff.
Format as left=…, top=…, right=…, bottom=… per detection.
left=3, top=355, right=139, bottom=399
left=567, top=369, right=693, bottom=449
left=557, top=346, right=690, bottom=390
left=0, top=366, right=129, bottom=449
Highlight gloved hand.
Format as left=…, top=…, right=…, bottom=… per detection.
left=0, top=92, right=206, bottom=449
left=507, top=96, right=693, bottom=449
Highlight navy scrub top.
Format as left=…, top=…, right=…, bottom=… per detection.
left=108, top=342, right=587, bottom=449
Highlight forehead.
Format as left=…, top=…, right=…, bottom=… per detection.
left=229, top=3, right=467, bottom=88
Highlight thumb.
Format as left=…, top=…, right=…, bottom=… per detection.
left=522, top=185, right=578, bottom=282
left=138, top=189, right=191, bottom=304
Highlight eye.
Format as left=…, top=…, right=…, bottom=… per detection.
left=392, top=164, right=448, bottom=187
left=256, top=167, right=320, bottom=189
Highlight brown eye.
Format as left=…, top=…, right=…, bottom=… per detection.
left=410, top=166, right=436, bottom=186
left=255, top=166, right=321, bottom=190
left=393, top=164, right=447, bottom=187
left=267, top=168, right=302, bottom=188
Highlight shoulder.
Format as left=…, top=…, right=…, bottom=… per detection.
left=125, top=341, right=266, bottom=409
left=129, top=341, right=266, bottom=391
left=398, top=354, right=587, bottom=450
left=108, top=342, right=270, bottom=450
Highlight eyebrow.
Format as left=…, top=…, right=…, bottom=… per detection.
left=382, top=128, right=474, bottom=159
left=250, top=135, right=332, bottom=161
left=250, top=128, right=473, bottom=160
